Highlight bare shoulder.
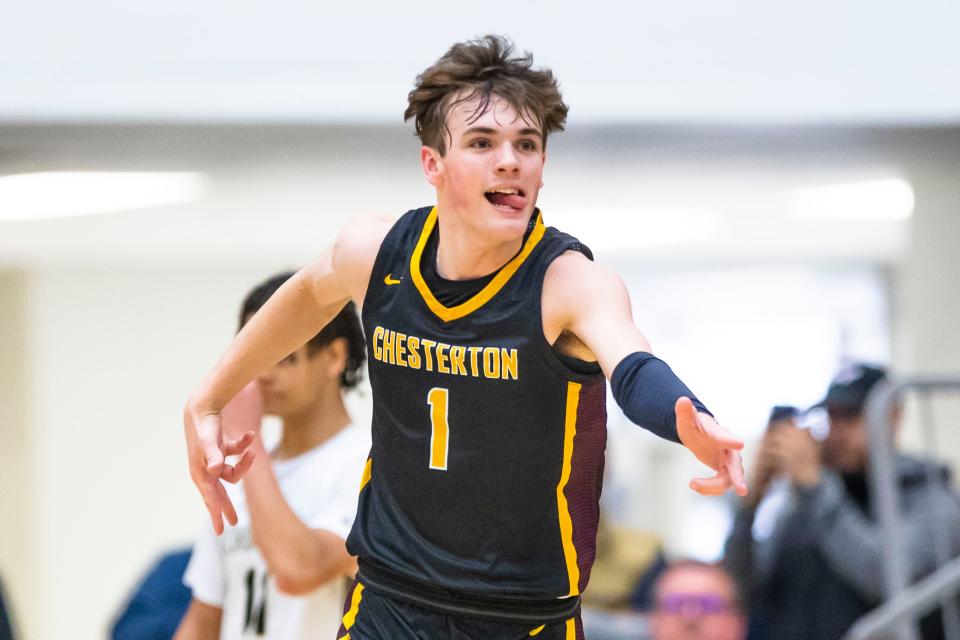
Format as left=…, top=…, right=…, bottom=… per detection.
left=542, top=251, right=649, bottom=373
left=543, top=250, right=631, bottom=314
left=333, top=214, right=396, bottom=300
left=542, top=250, right=634, bottom=347
left=298, top=214, right=395, bottom=305
left=333, top=214, right=395, bottom=267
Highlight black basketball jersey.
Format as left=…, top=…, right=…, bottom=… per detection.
left=347, top=205, right=607, bottom=604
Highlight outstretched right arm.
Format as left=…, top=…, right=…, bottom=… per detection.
left=184, top=216, right=392, bottom=534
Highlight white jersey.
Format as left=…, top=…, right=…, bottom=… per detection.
left=184, top=423, right=370, bottom=640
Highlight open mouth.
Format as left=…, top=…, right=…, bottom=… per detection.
left=484, top=187, right=527, bottom=211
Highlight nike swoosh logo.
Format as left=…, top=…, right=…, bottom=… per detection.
left=384, top=274, right=402, bottom=285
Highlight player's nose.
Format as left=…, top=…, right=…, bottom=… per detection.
left=494, top=142, right=520, bottom=172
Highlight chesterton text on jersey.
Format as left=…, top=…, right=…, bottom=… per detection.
left=370, top=325, right=519, bottom=381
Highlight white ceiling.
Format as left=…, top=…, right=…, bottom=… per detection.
left=2, top=0, right=960, bottom=124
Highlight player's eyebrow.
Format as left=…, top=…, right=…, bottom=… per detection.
left=462, top=126, right=543, bottom=139
left=518, top=127, right=543, bottom=139
left=462, top=127, right=497, bottom=137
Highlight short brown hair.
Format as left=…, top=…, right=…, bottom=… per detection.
left=405, top=35, right=568, bottom=155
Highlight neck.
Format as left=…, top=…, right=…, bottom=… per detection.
left=433, top=202, right=528, bottom=280
left=273, top=387, right=351, bottom=460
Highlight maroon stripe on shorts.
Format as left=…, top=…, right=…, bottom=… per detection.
left=564, top=378, right=607, bottom=594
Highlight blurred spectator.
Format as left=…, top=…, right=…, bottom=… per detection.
left=175, top=273, right=369, bottom=639
left=648, top=560, right=746, bottom=640
left=580, top=517, right=664, bottom=640
left=584, top=516, right=665, bottom=611
left=724, top=364, right=960, bottom=640
left=628, top=548, right=670, bottom=612
left=111, top=547, right=192, bottom=640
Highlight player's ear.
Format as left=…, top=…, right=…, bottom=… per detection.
left=540, top=151, right=547, bottom=189
left=421, top=146, right=443, bottom=187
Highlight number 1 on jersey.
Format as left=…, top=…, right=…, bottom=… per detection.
left=427, top=387, right=450, bottom=470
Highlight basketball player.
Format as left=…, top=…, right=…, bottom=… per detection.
left=176, top=273, right=370, bottom=639
left=183, top=36, right=747, bottom=639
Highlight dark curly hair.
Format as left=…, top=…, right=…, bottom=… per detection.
left=405, top=34, right=568, bottom=155
left=239, top=271, right=366, bottom=389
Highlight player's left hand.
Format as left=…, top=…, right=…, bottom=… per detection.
left=676, top=397, right=748, bottom=497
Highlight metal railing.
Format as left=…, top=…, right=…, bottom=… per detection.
left=846, top=556, right=960, bottom=640
left=843, top=376, right=960, bottom=640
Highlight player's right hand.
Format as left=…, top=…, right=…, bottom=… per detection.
left=676, top=397, right=748, bottom=497
left=184, top=400, right=256, bottom=535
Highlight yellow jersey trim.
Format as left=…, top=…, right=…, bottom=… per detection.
left=359, top=458, right=372, bottom=492
left=557, top=382, right=581, bottom=597
left=529, top=624, right=546, bottom=636
left=341, top=582, right=365, bottom=631
left=409, top=206, right=546, bottom=323
left=566, top=617, right=576, bottom=639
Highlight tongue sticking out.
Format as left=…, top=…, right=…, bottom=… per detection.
left=487, top=192, right=527, bottom=210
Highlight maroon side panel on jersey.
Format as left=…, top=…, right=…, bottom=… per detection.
left=564, top=378, right=608, bottom=594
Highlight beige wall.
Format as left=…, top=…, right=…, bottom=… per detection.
left=895, top=144, right=960, bottom=470
left=6, top=266, right=285, bottom=637
left=5, top=265, right=373, bottom=639
left=0, top=271, right=32, bottom=639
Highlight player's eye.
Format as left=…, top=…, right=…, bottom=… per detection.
left=470, top=138, right=491, bottom=149
left=518, top=139, right=539, bottom=152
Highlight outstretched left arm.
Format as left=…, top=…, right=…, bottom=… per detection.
left=542, top=251, right=747, bottom=496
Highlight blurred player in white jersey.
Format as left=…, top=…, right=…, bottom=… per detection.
left=175, top=272, right=370, bottom=639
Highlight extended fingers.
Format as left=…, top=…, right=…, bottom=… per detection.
left=195, top=415, right=226, bottom=474
left=689, top=468, right=731, bottom=496
left=205, top=502, right=224, bottom=536
left=223, top=431, right=256, bottom=456
left=198, top=479, right=225, bottom=535
left=216, top=481, right=239, bottom=527
left=221, top=449, right=256, bottom=484
left=219, top=432, right=256, bottom=483
left=202, top=441, right=225, bottom=475
left=700, top=415, right=744, bottom=451
left=688, top=452, right=747, bottom=496
left=726, top=449, right=748, bottom=496
left=198, top=475, right=240, bottom=533
left=713, top=431, right=744, bottom=451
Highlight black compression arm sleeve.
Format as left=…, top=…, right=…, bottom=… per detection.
left=610, top=351, right=713, bottom=444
